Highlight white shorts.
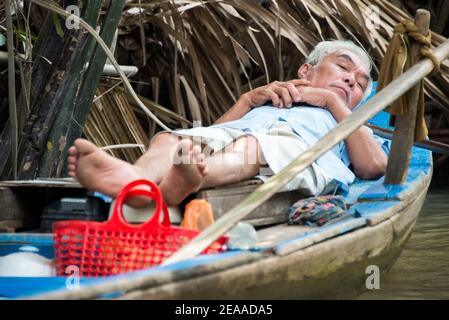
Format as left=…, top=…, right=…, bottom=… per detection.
left=156, top=121, right=337, bottom=195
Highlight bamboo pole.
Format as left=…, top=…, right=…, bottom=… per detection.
left=33, top=36, right=449, bottom=301
left=37, top=0, right=126, bottom=178
left=0, top=52, right=138, bottom=76
left=15, top=0, right=105, bottom=180
left=384, top=9, right=431, bottom=184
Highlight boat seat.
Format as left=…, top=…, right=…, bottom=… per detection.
left=194, top=179, right=308, bottom=226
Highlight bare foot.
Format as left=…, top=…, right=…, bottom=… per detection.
left=159, top=140, right=208, bottom=206
left=67, top=139, right=143, bottom=199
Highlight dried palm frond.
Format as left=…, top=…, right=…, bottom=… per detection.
left=85, top=81, right=150, bottom=163
left=0, top=2, right=5, bottom=24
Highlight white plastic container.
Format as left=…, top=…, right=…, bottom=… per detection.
left=0, top=246, right=55, bottom=277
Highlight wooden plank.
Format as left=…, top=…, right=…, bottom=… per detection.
left=351, top=201, right=401, bottom=226
left=357, top=183, right=405, bottom=201
left=0, top=220, right=24, bottom=233
left=0, top=233, right=54, bottom=244
left=359, top=144, right=432, bottom=203
left=384, top=10, right=431, bottom=184
left=0, top=178, right=81, bottom=188
left=0, top=184, right=87, bottom=231
left=196, top=184, right=306, bottom=226
left=256, top=223, right=311, bottom=248
left=0, top=187, right=39, bottom=230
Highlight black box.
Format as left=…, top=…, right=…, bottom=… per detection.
left=40, top=196, right=110, bottom=232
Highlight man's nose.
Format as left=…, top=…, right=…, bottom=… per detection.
left=343, top=74, right=356, bottom=88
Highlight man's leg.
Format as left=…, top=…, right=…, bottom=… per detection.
left=68, top=133, right=263, bottom=206
left=202, top=135, right=261, bottom=188
left=159, top=135, right=262, bottom=206
left=134, top=132, right=185, bottom=183
left=67, top=133, right=184, bottom=198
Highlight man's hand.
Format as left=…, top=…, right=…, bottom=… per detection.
left=241, top=79, right=310, bottom=109
left=215, top=79, right=310, bottom=124
left=295, top=86, right=347, bottom=110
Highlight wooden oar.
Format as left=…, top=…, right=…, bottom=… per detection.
left=367, top=123, right=449, bottom=156
left=162, top=38, right=449, bottom=266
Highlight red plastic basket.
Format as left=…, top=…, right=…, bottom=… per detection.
left=53, top=179, right=227, bottom=277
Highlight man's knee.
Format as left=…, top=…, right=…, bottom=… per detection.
left=232, top=135, right=257, bottom=150
left=234, top=135, right=260, bottom=166
left=150, top=132, right=180, bottom=147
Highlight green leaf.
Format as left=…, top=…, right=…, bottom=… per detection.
left=0, top=33, right=5, bottom=47
left=51, top=13, right=65, bottom=38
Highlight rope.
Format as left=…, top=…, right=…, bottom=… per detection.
left=396, top=20, right=440, bottom=75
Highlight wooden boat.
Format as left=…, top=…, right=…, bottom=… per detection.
left=0, top=110, right=433, bottom=299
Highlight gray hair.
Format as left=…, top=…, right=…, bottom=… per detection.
left=306, top=40, right=374, bottom=105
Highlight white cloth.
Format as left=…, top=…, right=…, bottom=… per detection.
left=211, top=105, right=390, bottom=194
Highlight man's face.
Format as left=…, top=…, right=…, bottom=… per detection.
left=298, top=49, right=370, bottom=110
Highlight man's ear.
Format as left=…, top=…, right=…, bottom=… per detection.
left=297, top=63, right=313, bottom=79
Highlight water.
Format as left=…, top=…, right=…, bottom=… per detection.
left=357, top=187, right=449, bottom=299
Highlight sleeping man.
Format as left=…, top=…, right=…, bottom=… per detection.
left=67, top=40, right=389, bottom=206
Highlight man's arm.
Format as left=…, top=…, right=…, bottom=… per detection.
left=327, top=96, right=388, bottom=180
left=214, top=95, right=252, bottom=124
left=214, top=79, right=310, bottom=125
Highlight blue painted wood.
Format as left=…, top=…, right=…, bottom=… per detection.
left=351, top=201, right=400, bottom=217
left=358, top=182, right=406, bottom=201
left=351, top=201, right=402, bottom=226
left=344, top=179, right=374, bottom=204
left=0, top=277, right=102, bottom=299
left=0, top=234, right=55, bottom=259
left=0, top=233, right=53, bottom=244
left=358, top=145, right=431, bottom=201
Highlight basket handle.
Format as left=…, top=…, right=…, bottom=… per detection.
left=109, top=179, right=170, bottom=228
